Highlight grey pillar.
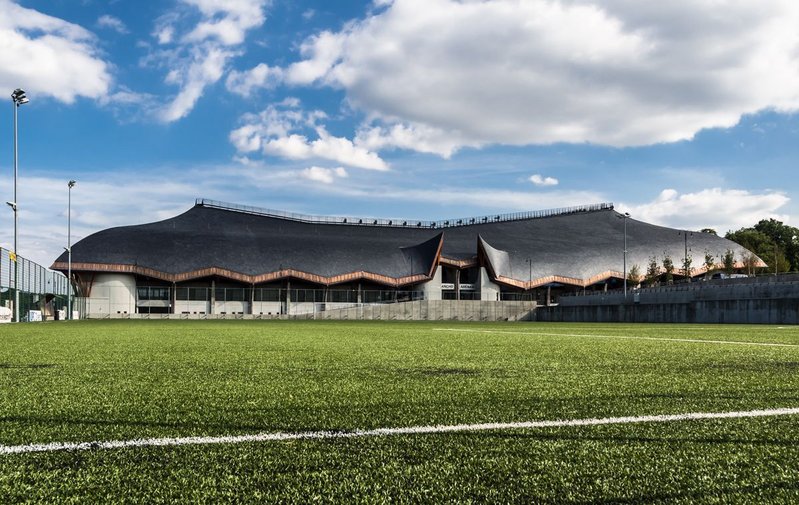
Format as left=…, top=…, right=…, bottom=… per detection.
left=210, top=280, right=215, bottom=315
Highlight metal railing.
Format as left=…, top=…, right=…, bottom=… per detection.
left=196, top=198, right=614, bottom=230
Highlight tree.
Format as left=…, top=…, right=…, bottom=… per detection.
left=700, top=228, right=717, bottom=235
left=722, top=250, right=735, bottom=275
left=662, top=254, right=674, bottom=285
left=682, top=253, right=693, bottom=280
left=727, top=218, right=799, bottom=273
left=645, top=255, right=659, bottom=286
left=742, top=251, right=760, bottom=276
left=627, top=264, right=641, bottom=287
left=703, top=250, right=716, bottom=279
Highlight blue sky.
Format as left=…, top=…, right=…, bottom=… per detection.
left=1, top=0, right=798, bottom=266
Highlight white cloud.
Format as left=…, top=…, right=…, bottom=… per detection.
left=529, top=174, right=559, bottom=187
left=300, top=166, right=348, bottom=184
left=181, top=0, right=267, bottom=46
left=281, top=0, right=799, bottom=153
left=621, top=188, right=790, bottom=233
left=149, top=0, right=269, bottom=122
left=97, top=14, right=128, bottom=34
left=0, top=0, right=111, bottom=103
left=354, top=123, right=465, bottom=158
left=225, top=63, right=284, bottom=97
left=158, top=46, right=234, bottom=122
left=230, top=101, right=389, bottom=170
left=154, top=25, right=174, bottom=44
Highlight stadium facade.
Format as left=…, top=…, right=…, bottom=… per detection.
left=51, top=199, right=760, bottom=317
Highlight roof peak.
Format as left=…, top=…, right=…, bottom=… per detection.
left=194, top=198, right=614, bottom=229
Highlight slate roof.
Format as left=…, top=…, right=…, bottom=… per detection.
left=52, top=200, right=758, bottom=287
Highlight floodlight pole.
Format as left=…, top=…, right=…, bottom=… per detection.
left=67, top=180, right=76, bottom=319
left=620, top=212, right=630, bottom=298
left=11, top=89, right=28, bottom=323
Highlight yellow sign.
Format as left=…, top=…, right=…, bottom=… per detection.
left=8, top=251, right=16, bottom=262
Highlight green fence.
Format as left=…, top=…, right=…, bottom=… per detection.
left=0, top=247, right=72, bottom=322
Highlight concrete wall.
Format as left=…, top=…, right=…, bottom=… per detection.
left=479, top=267, right=501, bottom=301
left=215, top=301, right=249, bottom=314
left=174, top=300, right=210, bottom=315
left=87, top=274, right=136, bottom=317
left=540, top=277, right=799, bottom=324
left=308, top=300, right=536, bottom=321
left=422, top=266, right=443, bottom=301
left=252, top=301, right=282, bottom=315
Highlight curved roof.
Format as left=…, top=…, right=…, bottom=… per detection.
left=52, top=200, right=759, bottom=287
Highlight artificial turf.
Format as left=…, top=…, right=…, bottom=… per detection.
left=1, top=320, right=798, bottom=503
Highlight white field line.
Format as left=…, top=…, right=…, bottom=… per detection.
left=1, top=407, right=798, bottom=456
left=433, top=328, right=799, bottom=347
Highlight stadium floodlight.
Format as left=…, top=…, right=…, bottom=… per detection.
left=67, top=180, right=76, bottom=320
left=11, top=88, right=29, bottom=323
left=617, top=212, right=631, bottom=298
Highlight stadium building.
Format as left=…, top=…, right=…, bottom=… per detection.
left=51, top=199, right=759, bottom=317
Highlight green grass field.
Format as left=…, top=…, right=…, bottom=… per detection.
left=1, top=320, right=798, bottom=503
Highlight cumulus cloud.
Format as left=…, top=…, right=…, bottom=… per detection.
left=0, top=0, right=111, bottom=103
left=621, top=188, right=790, bottom=233
left=280, top=0, right=799, bottom=153
left=226, top=63, right=284, bottom=97
left=230, top=100, right=389, bottom=170
left=354, top=123, right=465, bottom=158
left=300, top=166, right=348, bottom=184
left=529, top=174, right=559, bottom=187
left=148, top=0, right=269, bottom=122
left=97, top=14, right=128, bottom=34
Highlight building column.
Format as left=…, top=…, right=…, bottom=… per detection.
left=546, top=285, right=551, bottom=306
left=210, top=280, right=216, bottom=315
left=357, top=282, right=362, bottom=304
left=250, top=283, right=255, bottom=315
left=455, top=269, right=461, bottom=301
left=286, top=279, right=291, bottom=315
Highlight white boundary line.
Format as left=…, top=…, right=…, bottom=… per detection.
left=433, top=328, right=799, bottom=347
left=2, top=407, right=798, bottom=455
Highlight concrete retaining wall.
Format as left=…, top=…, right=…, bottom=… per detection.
left=540, top=277, right=799, bottom=324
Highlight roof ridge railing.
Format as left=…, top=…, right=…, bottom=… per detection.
left=194, top=198, right=614, bottom=229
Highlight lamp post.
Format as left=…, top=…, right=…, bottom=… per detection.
left=67, top=180, right=76, bottom=320
left=11, top=88, right=29, bottom=323
left=618, top=212, right=631, bottom=298
left=525, top=258, right=532, bottom=301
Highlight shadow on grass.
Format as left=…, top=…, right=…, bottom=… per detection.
left=0, top=364, right=58, bottom=370
left=0, top=414, right=297, bottom=434
left=581, top=481, right=799, bottom=505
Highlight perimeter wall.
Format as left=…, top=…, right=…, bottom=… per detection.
left=537, top=275, right=799, bottom=324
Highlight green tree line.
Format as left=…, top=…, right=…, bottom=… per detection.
left=725, top=219, right=799, bottom=273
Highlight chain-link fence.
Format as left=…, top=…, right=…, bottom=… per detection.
left=0, top=247, right=72, bottom=322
